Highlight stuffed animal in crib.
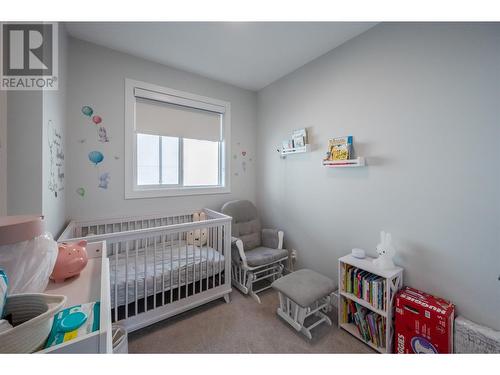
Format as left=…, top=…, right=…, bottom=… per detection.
left=50, top=240, right=88, bottom=283
left=187, top=212, right=208, bottom=247
left=373, top=231, right=396, bottom=270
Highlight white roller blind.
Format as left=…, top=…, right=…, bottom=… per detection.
left=135, top=94, right=222, bottom=142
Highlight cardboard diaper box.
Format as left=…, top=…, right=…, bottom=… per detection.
left=394, top=287, right=455, bottom=354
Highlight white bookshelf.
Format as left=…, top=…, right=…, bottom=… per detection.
left=338, top=254, right=403, bottom=353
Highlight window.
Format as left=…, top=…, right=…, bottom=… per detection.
left=125, top=79, right=231, bottom=198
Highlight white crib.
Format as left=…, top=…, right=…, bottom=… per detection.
left=59, top=209, right=232, bottom=332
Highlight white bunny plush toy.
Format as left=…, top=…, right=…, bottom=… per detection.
left=187, top=212, right=208, bottom=247
left=373, top=231, right=396, bottom=270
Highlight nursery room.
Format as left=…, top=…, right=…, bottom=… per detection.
left=1, top=1, right=500, bottom=370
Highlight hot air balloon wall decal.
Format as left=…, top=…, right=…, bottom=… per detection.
left=88, top=151, right=104, bottom=166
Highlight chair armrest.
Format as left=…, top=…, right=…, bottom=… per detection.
left=262, top=229, right=284, bottom=250
left=231, top=236, right=248, bottom=267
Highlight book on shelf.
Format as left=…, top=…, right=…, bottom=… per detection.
left=282, top=139, right=293, bottom=150
left=292, top=128, right=307, bottom=148
left=327, top=136, right=353, bottom=160
left=343, top=263, right=386, bottom=311
left=344, top=300, right=386, bottom=348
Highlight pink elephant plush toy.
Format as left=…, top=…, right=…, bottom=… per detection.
left=50, top=240, right=88, bottom=283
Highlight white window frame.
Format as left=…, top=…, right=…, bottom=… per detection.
left=125, top=78, right=231, bottom=199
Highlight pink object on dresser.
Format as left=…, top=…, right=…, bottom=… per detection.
left=50, top=240, right=88, bottom=283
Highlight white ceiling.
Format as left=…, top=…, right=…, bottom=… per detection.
left=65, top=22, right=377, bottom=91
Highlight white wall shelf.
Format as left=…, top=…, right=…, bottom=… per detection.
left=281, top=144, right=310, bottom=157
left=338, top=254, right=403, bottom=354
left=323, top=157, right=365, bottom=168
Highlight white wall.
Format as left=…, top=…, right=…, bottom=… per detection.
left=0, top=90, right=6, bottom=215
left=257, top=23, right=500, bottom=330
left=66, top=38, right=257, bottom=220
left=7, top=90, right=43, bottom=216
left=42, top=24, right=68, bottom=237
left=6, top=23, right=69, bottom=237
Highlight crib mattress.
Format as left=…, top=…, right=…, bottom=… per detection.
left=110, top=242, right=225, bottom=308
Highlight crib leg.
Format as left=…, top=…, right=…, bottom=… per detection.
left=223, top=293, right=231, bottom=304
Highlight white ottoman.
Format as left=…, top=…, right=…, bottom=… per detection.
left=271, top=269, right=335, bottom=339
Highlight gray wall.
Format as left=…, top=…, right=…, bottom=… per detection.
left=42, top=24, right=68, bottom=237
left=66, top=38, right=257, bottom=220
left=7, top=90, right=43, bottom=215
left=7, top=23, right=69, bottom=237
left=256, top=23, right=500, bottom=330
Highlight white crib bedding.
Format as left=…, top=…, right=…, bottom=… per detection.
left=110, top=241, right=225, bottom=308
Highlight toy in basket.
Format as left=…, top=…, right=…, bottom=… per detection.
left=0, top=293, right=66, bottom=353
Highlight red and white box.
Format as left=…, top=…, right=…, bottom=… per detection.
left=394, top=287, right=455, bottom=354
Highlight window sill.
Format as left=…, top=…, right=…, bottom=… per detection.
left=125, top=185, right=231, bottom=199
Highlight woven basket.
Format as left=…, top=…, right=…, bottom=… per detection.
left=0, top=293, right=66, bottom=353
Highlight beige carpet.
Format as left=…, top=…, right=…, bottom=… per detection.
left=128, top=288, right=375, bottom=354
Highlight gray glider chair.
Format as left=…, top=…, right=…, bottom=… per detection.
left=221, top=200, right=288, bottom=303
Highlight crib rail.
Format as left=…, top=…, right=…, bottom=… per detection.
left=106, top=215, right=231, bottom=325
left=58, top=209, right=232, bottom=331
left=59, top=209, right=223, bottom=243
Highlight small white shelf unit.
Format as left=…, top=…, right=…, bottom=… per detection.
left=338, top=254, right=403, bottom=353
left=281, top=144, right=310, bottom=157
left=323, top=157, right=365, bottom=168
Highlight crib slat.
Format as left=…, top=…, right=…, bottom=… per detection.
left=135, top=239, right=138, bottom=316
left=211, top=227, right=215, bottom=287
left=170, top=231, right=173, bottom=304
left=206, top=226, right=210, bottom=291
left=125, top=241, right=129, bottom=319
left=114, top=243, right=118, bottom=322
left=144, top=237, right=148, bottom=312
left=153, top=236, right=157, bottom=308
left=185, top=234, right=188, bottom=299
left=162, top=234, right=165, bottom=306
left=177, top=223, right=181, bottom=300
left=218, top=225, right=222, bottom=286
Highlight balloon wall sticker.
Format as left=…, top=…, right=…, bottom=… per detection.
left=92, top=115, right=102, bottom=125
left=81, top=105, right=110, bottom=142
left=88, top=151, right=104, bottom=165
left=81, top=106, right=93, bottom=117
left=76, top=187, right=86, bottom=197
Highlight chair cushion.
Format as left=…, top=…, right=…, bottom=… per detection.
left=221, top=200, right=258, bottom=224
left=272, top=269, right=335, bottom=308
left=244, top=246, right=288, bottom=267
left=235, top=219, right=261, bottom=250
left=222, top=200, right=262, bottom=250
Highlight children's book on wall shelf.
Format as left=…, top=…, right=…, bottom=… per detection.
left=338, top=254, right=403, bottom=353
left=280, top=128, right=310, bottom=157
left=322, top=135, right=365, bottom=167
